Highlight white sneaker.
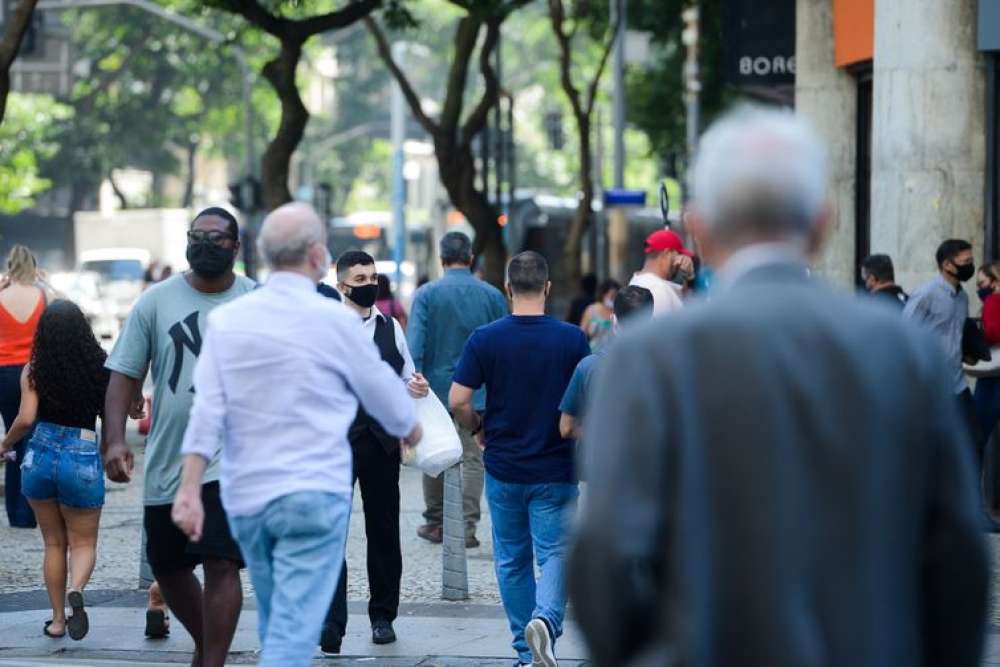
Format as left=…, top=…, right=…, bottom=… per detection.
left=525, top=618, right=558, bottom=667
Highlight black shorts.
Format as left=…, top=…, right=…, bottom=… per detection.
left=144, top=481, right=244, bottom=578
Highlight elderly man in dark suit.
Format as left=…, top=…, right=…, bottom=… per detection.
left=569, top=108, right=989, bottom=667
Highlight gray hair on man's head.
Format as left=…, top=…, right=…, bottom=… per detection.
left=257, top=203, right=327, bottom=269
left=691, top=106, right=828, bottom=246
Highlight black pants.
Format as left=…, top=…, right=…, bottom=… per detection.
left=324, top=434, right=402, bottom=635
left=1, top=364, right=35, bottom=528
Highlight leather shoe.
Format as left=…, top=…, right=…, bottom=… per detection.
left=320, top=625, right=342, bottom=655
left=416, top=524, right=443, bottom=544
left=372, top=620, right=396, bottom=645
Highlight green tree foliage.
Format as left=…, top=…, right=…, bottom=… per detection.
left=0, top=93, right=71, bottom=214
left=40, top=5, right=258, bottom=211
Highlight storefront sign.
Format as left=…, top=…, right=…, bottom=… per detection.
left=722, top=0, right=796, bottom=86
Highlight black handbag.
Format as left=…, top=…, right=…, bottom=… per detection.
left=962, top=317, right=992, bottom=363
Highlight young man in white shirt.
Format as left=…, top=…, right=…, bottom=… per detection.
left=319, top=250, right=429, bottom=653
left=629, top=229, right=694, bottom=315
left=171, top=204, right=421, bottom=667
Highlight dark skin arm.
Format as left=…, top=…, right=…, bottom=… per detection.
left=102, top=369, right=146, bottom=483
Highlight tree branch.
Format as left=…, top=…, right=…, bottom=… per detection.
left=0, top=0, right=40, bottom=123
left=584, top=14, right=620, bottom=117
left=364, top=16, right=437, bottom=135
left=459, top=18, right=501, bottom=148
left=294, top=0, right=380, bottom=40
left=215, top=0, right=287, bottom=40
left=548, top=0, right=584, bottom=121
left=439, top=15, right=481, bottom=134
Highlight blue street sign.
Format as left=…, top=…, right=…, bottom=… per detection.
left=604, top=189, right=647, bottom=207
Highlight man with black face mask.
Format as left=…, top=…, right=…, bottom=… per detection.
left=103, top=207, right=255, bottom=667
left=904, top=239, right=982, bottom=463
left=317, top=250, right=428, bottom=653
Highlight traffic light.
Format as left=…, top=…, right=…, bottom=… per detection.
left=543, top=111, right=565, bottom=151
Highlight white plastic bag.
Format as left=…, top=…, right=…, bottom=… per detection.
left=401, top=392, right=462, bottom=478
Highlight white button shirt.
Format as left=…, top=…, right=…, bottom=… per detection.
left=180, top=272, right=417, bottom=518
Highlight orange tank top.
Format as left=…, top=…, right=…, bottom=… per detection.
left=0, top=292, right=44, bottom=367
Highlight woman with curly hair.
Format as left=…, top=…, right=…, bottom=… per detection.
left=0, top=300, right=111, bottom=640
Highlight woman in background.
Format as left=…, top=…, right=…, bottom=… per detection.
left=579, top=279, right=621, bottom=352
left=0, top=245, right=45, bottom=528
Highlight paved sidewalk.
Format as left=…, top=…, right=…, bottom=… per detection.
left=0, top=590, right=586, bottom=666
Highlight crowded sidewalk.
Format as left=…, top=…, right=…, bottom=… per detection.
left=0, top=431, right=588, bottom=665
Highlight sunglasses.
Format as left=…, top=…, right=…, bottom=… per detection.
left=187, top=230, right=236, bottom=244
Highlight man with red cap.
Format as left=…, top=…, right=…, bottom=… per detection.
left=629, top=229, right=694, bottom=315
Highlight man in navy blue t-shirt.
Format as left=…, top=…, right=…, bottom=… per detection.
left=450, top=251, right=590, bottom=667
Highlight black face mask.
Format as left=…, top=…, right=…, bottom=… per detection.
left=952, top=262, right=976, bottom=283
left=187, top=241, right=235, bottom=280
left=346, top=283, right=378, bottom=309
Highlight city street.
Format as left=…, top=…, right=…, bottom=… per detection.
left=0, top=432, right=587, bottom=665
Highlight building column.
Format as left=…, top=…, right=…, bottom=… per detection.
left=795, top=0, right=858, bottom=288
left=870, top=0, right=985, bottom=292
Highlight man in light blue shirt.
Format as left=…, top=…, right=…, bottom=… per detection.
left=407, top=232, right=507, bottom=547
left=172, top=203, right=421, bottom=667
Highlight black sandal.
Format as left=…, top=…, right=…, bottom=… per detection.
left=43, top=620, right=66, bottom=638
left=66, top=590, right=89, bottom=641
left=145, top=608, right=170, bottom=639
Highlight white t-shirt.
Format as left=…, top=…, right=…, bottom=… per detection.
left=629, top=271, right=684, bottom=316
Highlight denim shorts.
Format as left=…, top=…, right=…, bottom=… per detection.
left=21, top=422, right=105, bottom=509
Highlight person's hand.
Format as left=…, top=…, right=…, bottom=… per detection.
left=171, top=486, right=204, bottom=543
left=104, top=440, right=134, bottom=483
left=673, top=254, right=694, bottom=279
left=407, top=372, right=430, bottom=399
left=402, top=423, right=423, bottom=450
left=475, top=430, right=485, bottom=451
left=0, top=445, right=14, bottom=465
left=128, top=394, right=147, bottom=420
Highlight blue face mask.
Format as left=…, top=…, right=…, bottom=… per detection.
left=979, top=286, right=994, bottom=302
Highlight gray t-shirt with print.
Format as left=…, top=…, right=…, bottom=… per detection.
left=106, top=273, right=256, bottom=505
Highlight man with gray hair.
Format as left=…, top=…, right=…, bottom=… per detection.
left=408, top=231, right=507, bottom=547
left=570, top=108, right=988, bottom=666
left=171, top=203, right=421, bottom=666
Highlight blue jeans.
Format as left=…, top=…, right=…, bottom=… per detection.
left=21, top=422, right=105, bottom=508
left=228, top=491, right=351, bottom=667
left=485, top=472, right=578, bottom=664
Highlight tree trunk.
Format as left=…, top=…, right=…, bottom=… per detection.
left=0, top=0, right=39, bottom=124
left=182, top=140, right=198, bottom=209
left=260, top=40, right=308, bottom=211
left=563, top=114, right=594, bottom=287
left=107, top=171, right=130, bottom=210
left=437, top=139, right=507, bottom=288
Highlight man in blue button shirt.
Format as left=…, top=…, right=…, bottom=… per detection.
left=450, top=251, right=590, bottom=667
left=407, top=232, right=508, bottom=547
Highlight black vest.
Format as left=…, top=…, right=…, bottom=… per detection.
left=348, top=313, right=406, bottom=452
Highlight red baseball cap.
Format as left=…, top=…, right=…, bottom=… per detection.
left=644, top=229, right=693, bottom=256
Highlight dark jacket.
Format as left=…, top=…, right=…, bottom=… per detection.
left=570, top=260, right=988, bottom=667
left=872, top=284, right=908, bottom=308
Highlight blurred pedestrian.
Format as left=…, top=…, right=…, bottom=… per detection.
left=0, top=301, right=117, bottom=640
left=571, top=108, right=988, bottom=666
left=375, top=273, right=408, bottom=330
left=861, top=254, right=908, bottom=308
left=171, top=203, right=420, bottom=667
left=408, top=231, right=507, bottom=547
left=319, top=250, right=429, bottom=653
left=559, top=285, right=653, bottom=442
left=102, top=207, right=255, bottom=666
left=903, top=240, right=980, bottom=456
left=974, top=262, right=1000, bottom=439
left=578, top=279, right=620, bottom=352
left=450, top=251, right=590, bottom=667
left=629, top=229, right=693, bottom=315
left=1, top=244, right=45, bottom=528
left=565, top=273, right=597, bottom=325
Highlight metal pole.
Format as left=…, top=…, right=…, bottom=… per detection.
left=611, top=0, right=626, bottom=189
left=683, top=4, right=701, bottom=175
left=596, top=109, right=607, bottom=281
left=391, top=42, right=406, bottom=288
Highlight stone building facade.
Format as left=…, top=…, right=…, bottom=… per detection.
left=796, top=0, right=998, bottom=294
